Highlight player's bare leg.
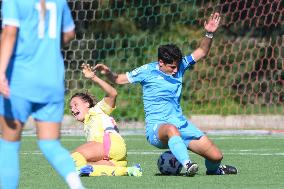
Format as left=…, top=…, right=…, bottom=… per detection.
left=0, top=116, right=23, bottom=141
left=158, top=124, right=198, bottom=176
left=73, top=141, right=106, bottom=163
left=189, top=135, right=223, bottom=161
left=36, top=121, right=84, bottom=188
left=189, top=136, right=238, bottom=175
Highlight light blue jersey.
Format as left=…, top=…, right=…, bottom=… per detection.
left=126, top=54, right=196, bottom=128
left=2, top=0, right=75, bottom=102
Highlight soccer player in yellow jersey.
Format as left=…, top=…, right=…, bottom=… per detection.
left=69, top=63, right=142, bottom=177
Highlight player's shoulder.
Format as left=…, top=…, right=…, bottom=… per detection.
left=134, top=62, right=157, bottom=73
left=88, top=105, right=101, bottom=116
left=147, top=61, right=158, bottom=69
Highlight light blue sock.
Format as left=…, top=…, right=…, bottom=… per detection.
left=168, top=136, right=190, bottom=166
left=38, top=140, right=76, bottom=179
left=0, top=139, right=20, bottom=189
left=205, top=159, right=221, bottom=174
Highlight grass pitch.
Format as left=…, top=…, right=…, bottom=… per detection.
left=19, top=134, right=284, bottom=189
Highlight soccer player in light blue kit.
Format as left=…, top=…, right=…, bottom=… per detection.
left=94, top=13, right=237, bottom=176
left=0, top=0, right=84, bottom=188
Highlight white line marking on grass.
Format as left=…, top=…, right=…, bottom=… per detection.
left=21, top=136, right=284, bottom=141
left=22, top=138, right=86, bottom=142
left=127, top=151, right=284, bottom=156
left=21, top=151, right=42, bottom=155
left=224, top=152, right=284, bottom=156
left=61, top=139, right=86, bottom=142
left=125, top=136, right=284, bottom=140
left=210, top=137, right=284, bottom=140
left=20, top=150, right=284, bottom=156
left=226, top=148, right=282, bottom=152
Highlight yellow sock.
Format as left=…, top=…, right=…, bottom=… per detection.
left=71, top=152, right=87, bottom=169
left=89, top=165, right=128, bottom=176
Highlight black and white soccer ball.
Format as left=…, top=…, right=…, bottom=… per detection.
left=157, top=151, right=183, bottom=175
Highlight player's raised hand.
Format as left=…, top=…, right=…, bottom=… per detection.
left=0, top=73, right=10, bottom=97
left=204, top=12, right=221, bottom=33
left=81, top=63, right=96, bottom=79
left=92, top=64, right=111, bottom=75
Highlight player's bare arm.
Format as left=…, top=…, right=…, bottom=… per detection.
left=93, top=63, right=129, bottom=85
left=0, top=25, right=18, bottom=97
left=62, top=30, right=75, bottom=46
left=192, top=12, right=221, bottom=62
left=82, top=63, right=117, bottom=107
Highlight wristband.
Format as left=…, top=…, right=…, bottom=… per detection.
left=205, top=31, right=214, bottom=39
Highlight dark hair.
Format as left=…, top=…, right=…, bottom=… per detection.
left=158, top=44, right=183, bottom=65
left=71, top=92, right=98, bottom=108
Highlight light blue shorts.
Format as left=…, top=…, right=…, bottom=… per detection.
left=145, top=120, right=204, bottom=149
left=0, top=95, right=64, bottom=123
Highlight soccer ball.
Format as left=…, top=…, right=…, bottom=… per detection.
left=157, top=151, right=183, bottom=175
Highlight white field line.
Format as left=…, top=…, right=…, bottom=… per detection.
left=20, top=150, right=284, bottom=156
left=127, top=152, right=284, bottom=156
left=20, top=137, right=283, bottom=156
left=209, top=137, right=284, bottom=140
left=20, top=137, right=284, bottom=143
left=21, top=136, right=284, bottom=142
left=61, top=137, right=283, bottom=141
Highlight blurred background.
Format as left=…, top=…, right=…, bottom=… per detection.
left=0, top=0, right=283, bottom=132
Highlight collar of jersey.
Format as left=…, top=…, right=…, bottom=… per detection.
left=155, top=63, right=176, bottom=77
left=84, top=107, right=97, bottom=123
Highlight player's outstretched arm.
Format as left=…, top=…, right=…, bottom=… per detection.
left=81, top=63, right=117, bottom=107
left=93, top=64, right=129, bottom=85
left=192, top=12, right=221, bottom=62
left=0, top=25, right=18, bottom=97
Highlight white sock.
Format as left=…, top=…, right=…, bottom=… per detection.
left=183, top=160, right=191, bottom=169
left=65, top=172, right=85, bottom=189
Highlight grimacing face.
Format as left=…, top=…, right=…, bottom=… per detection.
left=158, top=60, right=179, bottom=75
left=69, top=96, right=90, bottom=122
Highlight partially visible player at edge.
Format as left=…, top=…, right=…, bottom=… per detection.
left=0, top=0, right=84, bottom=188
left=94, top=12, right=238, bottom=176
left=70, top=63, right=142, bottom=177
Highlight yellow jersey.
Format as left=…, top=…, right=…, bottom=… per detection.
left=83, top=98, right=119, bottom=143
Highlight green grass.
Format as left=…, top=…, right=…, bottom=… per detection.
left=19, top=135, right=284, bottom=189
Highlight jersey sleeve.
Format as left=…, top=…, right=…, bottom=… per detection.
left=95, top=98, right=115, bottom=115
left=2, top=0, right=20, bottom=27
left=62, top=1, right=75, bottom=32
left=178, top=54, right=196, bottom=74
left=183, top=54, right=196, bottom=69
left=126, top=64, right=149, bottom=83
